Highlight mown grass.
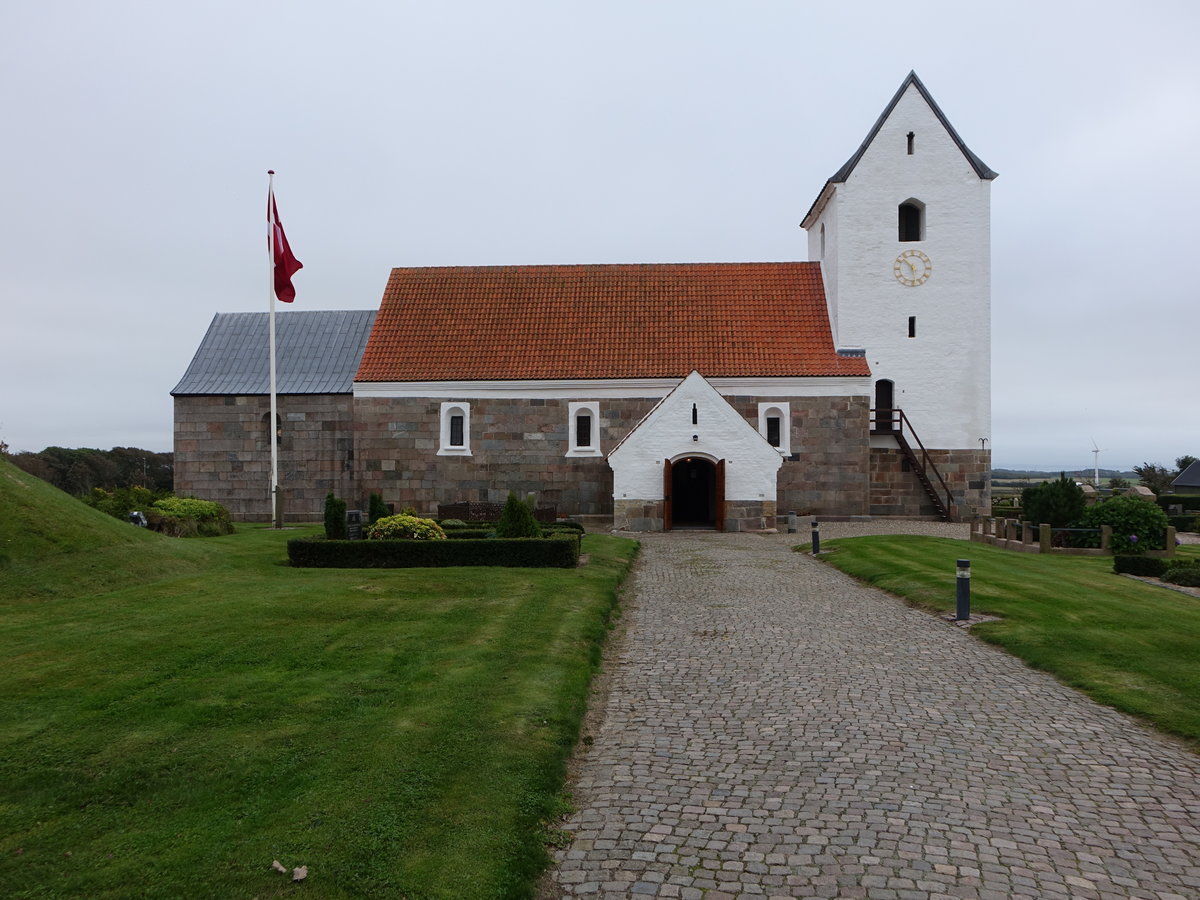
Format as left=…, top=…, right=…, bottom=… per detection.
left=814, top=535, right=1200, bottom=748
left=0, top=459, right=638, bottom=898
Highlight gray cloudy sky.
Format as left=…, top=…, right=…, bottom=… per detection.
left=2, top=1, right=1197, bottom=472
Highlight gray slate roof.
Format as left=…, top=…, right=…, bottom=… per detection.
left=1172, top=460, right=1200, bottom=490
left=171, top=310, right=377, bottom=395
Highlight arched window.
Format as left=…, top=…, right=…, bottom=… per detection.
left=566, top=401, right=602, bottom=457
left=438, top=402, right=471, bottom=456
left=757, top=402, right=791, bottom=455
left=898, top=200, right=924, bottom=242
left=258, top=411, right=282, bottom=451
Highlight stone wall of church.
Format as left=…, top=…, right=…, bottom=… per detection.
left=173, top=394, right=357, bottom=522
left=723, top=394, right=873, bottom=518
left=355, top=392, right=874, bottom=524
left=869, top=447, right=991, bottom=519
left=352, top=396, right=660, bottom=517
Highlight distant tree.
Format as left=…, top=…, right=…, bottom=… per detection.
left=1021, top=473, right=1085, bottom=528
left=1134, top=462, right=1175, bottom=495
left=1108, top=476, right=1129, bottom=491
left=6, top=446, right=172, bottom=494
left=1176, top=455, right=1198, bottom=473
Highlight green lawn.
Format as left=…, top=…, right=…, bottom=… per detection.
left=0, top=468, right=638, bottom=899
left=814, top=535, right=1200, bottom=748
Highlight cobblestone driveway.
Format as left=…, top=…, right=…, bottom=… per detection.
left=547, top=528, right=1200, bottom=899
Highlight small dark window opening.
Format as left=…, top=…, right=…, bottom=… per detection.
left=766, top=416, right=781, bottom=448
left=898, top=202, right=922, bottom=242
left=906, top=131, right=914, bottom=155
left=576, top=414, right=592, bottom=448
left=449, top=414, right=464, bottom=447
left=692, top=403, right=698, bottom=425
left=908, top=316, right=916, bottom=338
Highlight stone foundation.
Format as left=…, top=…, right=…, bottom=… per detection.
left=869, top=446, right=991, bottom=519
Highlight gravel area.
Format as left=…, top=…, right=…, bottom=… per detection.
left=546, top=522, right=1200, bottom=899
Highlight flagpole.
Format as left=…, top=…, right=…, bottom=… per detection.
left=267, top=170, right=281, bottom=528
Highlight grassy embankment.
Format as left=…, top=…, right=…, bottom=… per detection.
left=0, top=458, right=638, bottom=898
left=814, top=534, right=1200, bottom=748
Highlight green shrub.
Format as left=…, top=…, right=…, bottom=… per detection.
left=1163, top=560, right=1200, bottom=587
left=496, top=492, right=542, bottom=538
left=439, top=518, right=467, bottom=528
left=367, top=514, right=447, bottom=541
left=146, top=496, right=233, bottom=537
left=288, top=532, right=581, bottom=568
left=324, top=493, right=348, bottom=540
left=1076, top=494, right=1170, bottom=554
left=1021, top=473, right=1085, bottom=528
left=368, top=493, right=389, bottom=525
left=443, top=528, right=492, bottom=540
left=1113, top=556, right=1168, bottom=577
left=84, top=485, right=160, bottom=521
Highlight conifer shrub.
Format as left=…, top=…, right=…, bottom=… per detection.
left=1021, top=473, right=1085, bottom=528
left=368, top=493, right=389, bottom=525
left=324, top=493, right=348, bottom=540
left=495, top=491, right=542, bottom=538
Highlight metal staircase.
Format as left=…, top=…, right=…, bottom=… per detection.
left=871, top=409, right=955, bottom=522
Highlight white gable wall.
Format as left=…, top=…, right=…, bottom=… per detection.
left=808, top=83, right=991, bottom=450
left=609, top=372, right=782, bottom=502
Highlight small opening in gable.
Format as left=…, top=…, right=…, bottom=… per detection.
left=906, top=131, right=914, bottom=155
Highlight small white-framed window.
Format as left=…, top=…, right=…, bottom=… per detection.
left=757, top=402, right=791, bottom=456
left=566, top=401, right=602, bottom=457
left=438, top=402, right=472, bottom=456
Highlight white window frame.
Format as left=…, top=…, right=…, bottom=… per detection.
left=438, top=401, right=472, bottom=456
left=757, top=402, right=791, bottom=456
left=566, top=401, right=602, bottom=457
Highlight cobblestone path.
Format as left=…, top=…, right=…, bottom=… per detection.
left=547, top=531, right=1200, bottom=899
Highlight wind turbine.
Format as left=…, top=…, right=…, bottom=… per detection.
left=1090, top=438, right=1105, bottom=488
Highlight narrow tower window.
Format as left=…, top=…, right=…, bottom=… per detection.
left=898, top=201, right=924, bottom=242
left=692, top=403, right=698, bottom=425
left=906, top=131, right=914, bottom=155
left=908, top=316, right=916, bottom=338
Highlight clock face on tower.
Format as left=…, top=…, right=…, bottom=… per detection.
left=893, top=249, right=932, bottom=286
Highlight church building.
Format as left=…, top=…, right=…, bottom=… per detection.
left=173, top=72, right=996, bottom=530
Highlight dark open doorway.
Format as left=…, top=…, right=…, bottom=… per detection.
left=670, top=457, right=717, bottom=528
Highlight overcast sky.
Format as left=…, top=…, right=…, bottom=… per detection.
left=2, top=1, right=1197, bottom=472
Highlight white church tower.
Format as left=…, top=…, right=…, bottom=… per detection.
left=802, top=71, right=996, bottom=515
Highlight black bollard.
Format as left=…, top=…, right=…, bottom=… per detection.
left=811, top=520, right=820, bottom=555
left=956, top=559, right=971, bottom=621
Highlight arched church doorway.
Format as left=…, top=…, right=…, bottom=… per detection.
left=670, top=457, right=717, bottom=528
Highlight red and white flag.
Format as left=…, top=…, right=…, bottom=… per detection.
left=268, top=187, right=303, bottom=303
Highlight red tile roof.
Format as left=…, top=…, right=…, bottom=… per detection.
left=355, top=262, right=870, bottom=382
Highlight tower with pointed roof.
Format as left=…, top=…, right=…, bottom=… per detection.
left=802, top=71, right=995, bottom=514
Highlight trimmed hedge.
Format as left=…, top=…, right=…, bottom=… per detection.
left=1113, top=555, right=1168, bottom=577
left=1163, top=560, right=1200, bottom=587
left=444, top=529, right=493, bottom=540
left=288, top=532, right=581, bottom=568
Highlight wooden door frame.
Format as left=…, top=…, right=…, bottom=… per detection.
left=715, top=458, right=726, bottom=532
left=662, top=458, right=673, bottom=531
